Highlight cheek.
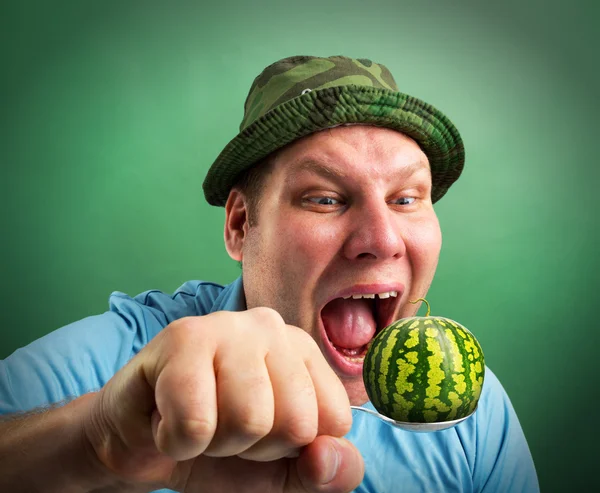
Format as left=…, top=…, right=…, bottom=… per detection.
left=406, top=217, right=442, bottom=270
left=279, top=216, right=341, bottom=263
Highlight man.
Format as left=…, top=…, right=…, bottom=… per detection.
left=0, top=56, right=539, bottom=492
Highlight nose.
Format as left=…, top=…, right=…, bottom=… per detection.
left=342, top=200, right=406, bottom=261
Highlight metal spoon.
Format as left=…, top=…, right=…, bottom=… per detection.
left=350, top=405, right=477, bottom=433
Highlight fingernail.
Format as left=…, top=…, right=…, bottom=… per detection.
left=322, top=438, right=341, bottom=484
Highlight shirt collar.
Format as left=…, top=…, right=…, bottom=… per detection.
left=210, top=275, right=247, bottom=313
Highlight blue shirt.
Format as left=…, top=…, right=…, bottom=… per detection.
left=0, top=276, right=539, bottom=492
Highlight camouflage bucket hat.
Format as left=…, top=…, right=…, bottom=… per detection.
left=203, top=55, right=465, bottom=206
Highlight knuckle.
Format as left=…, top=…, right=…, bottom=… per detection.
left=327, top=408, right=353, bottom=436
left=176, top=417, right=216, bottom=443
left=249, top=306, right=285, bottom=327
left=166, top=317, right=199, bottom=342
left=282, top=415, right=318, bottom=446
left=233, top=406, right=274, bottom=440
left=294, top=326, right=319, bottom=348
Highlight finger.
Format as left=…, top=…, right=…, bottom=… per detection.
left=151, top=351, right=218, bottom=461
left=288, top=436, right=364, bottom=493
left=300, top=333, right=352, bottom=437
left=237, top=342, right=318, bottom=461
left=202, top=350, right=275, bottom=458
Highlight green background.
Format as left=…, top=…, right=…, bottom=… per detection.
left=1, top=0, right=597, bottom=491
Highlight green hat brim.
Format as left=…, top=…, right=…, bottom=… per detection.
left=203, top=85, right=464, bottom=206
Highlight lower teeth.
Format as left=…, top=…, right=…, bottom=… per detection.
left=333, top=344, right=367, bottom=360
left=345, top=355, right=365, bottom=363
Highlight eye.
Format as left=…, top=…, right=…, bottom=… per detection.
left=393, top=197, right=416, bottom=206
left=307, top=196, right=340, bottom=206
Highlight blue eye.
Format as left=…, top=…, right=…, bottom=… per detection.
left=395, top=197, right=415, bottom=205
left=308, top=196, right=339, bottom=206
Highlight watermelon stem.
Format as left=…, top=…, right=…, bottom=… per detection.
left=409, top=298, right=431, bottom=317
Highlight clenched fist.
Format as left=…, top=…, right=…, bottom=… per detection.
left=83, top=307, right=364, bottom=492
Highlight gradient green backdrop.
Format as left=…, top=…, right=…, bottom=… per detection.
left=1, top=0, right=598, bottom=491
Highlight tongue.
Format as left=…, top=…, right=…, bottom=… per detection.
left=321, top=298, right=376, bottom=349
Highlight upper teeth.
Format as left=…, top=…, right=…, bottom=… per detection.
left=343, top=291, right=398, bottom=300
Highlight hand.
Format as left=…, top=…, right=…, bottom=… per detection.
left=83, top=307, right=364, bottom=492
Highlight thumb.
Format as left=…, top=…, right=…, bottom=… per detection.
left=287, top=436, right=364, bottom=493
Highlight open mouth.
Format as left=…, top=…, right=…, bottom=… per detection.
left=319, top=290, right=401, bottom=375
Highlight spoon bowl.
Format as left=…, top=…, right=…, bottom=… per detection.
left=350, top=405, right=477, bottom=432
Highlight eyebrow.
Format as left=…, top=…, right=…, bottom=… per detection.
left=285, top=156, right=429, bottom=185
left=286, top=159, right=348, bottom=183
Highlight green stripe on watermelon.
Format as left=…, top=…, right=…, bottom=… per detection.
left=366, top=329, right=386, bottom=411
left=387, top=322, right=418, bottom=421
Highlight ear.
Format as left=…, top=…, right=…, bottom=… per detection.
left=224, top=188, right=249, bottom=262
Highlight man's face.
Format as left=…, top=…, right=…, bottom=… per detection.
left=227, top=125, right=442, bottom=405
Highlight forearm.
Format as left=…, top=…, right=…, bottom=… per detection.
left=0, top=393, right=136, bottom=493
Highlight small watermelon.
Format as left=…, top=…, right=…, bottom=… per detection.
left=363, top=298, right=485, bottom=423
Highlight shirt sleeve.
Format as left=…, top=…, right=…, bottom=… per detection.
left=465, top=368, right=540, bottom=493
left=0, top=281, right=223, bottom=415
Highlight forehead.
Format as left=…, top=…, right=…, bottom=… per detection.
left=270, top=125, right=429, bottom=178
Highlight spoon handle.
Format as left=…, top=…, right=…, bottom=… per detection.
left=350, top=404, right=476, bottom=433
left=350, top=405, right=383, bottom=418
